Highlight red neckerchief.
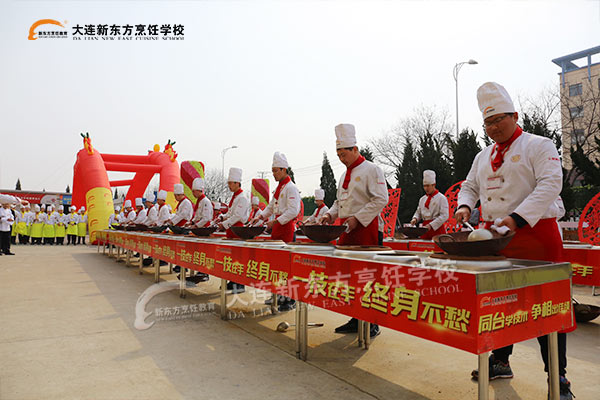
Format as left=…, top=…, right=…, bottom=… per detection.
left=194, top=194, right=206, bottom=213
left=274, top=176, right=291, bottom=200
left=491, top=125, right=523, bottom=172
left=425, top=190, right=439, bottom=209
left=315, top=203, right=325, bottom=217
left=342, top=155, right=366, bottom=189
left=175, top=196, right=189, bottom=211
left=228, top=189, right=243, bottom=208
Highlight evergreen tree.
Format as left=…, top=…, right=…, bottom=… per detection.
left=319, top=152, right=337, bottom=207
left=360, top=146, right=375, bottom=162
left=302, top=196, right=317, bottom=217
left=287, top=166, right=296, bottom=183
left=395, top=140, right=421, bottom=223
left=65, top=185, right=70, bottom=193
left=417, top=132, right=453, bottom=193
left=448, top=129, right=481, bottom=182
left=15, top=179, right=21, bottom=190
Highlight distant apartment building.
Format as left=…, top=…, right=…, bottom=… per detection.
left=552, top=46, right=600, bottom=172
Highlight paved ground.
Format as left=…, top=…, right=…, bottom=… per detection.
left=1, top=244, right=598, bottom=400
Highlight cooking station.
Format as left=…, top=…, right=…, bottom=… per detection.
left=97, top=230, right=574, bottom=400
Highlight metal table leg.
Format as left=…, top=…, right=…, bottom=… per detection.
left=102, top=241, right=106, bottom=255
left=169, top=263, right=173, bottom=274
left=358, top=320, right=364, bottom=348
left=300, top=301, right=308, bottom=361
left=139, top=253, right=144, bottom=275
left=116, top=246, right=121, bottom=262
left=154, top=258, right=160, bottom=283
left=270, top=293, right=279, bottom=315
left=593, top=286, right=599, bottom=296
left=364, top=321, right=371, bottom=350
left=295, top=303, right=301, bottom=359
left=179, top=267, right=186, bottom=298
left=478, top=352, right=489, bottom=400
left=548, top=332, right=560, bottom=400
left=220, top=278, right=228, bottom=320
left=126, top=249, right=131, bottom=266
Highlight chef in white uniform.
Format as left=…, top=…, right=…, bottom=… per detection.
left=321, top=123, right=388, bottom=338
left=156, top=190, right=172, bottom=226
left=410, top=170, right=449, bottom=239
left=248, top=197, right=262, bottom=221
left=170, top=184, right=193, bottom=226
left=455, top=82, right=573, bottom=399
left=132, top=198, right=147, bottom=225
left=305, top=188, right=329, bottom=225
left=123, top=200, right=136, bottom=224
left=0, top=195, right=16, bottom=254
left=108, top=206, right=121, bottom=226
left=188, top=178, right=213, bottom=228
left=144, top=194, right=158, bottom=226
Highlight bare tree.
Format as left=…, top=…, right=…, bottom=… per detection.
left=203, top=168, right=229, bottom=202
left=369, top=104, right=454, bottom=172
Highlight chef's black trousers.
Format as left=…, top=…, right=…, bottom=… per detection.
left=0, top=231, right=11, bottom=253
left=492, top=333, right=567, bottom=376
left=19, top=234, right=29, bottom=244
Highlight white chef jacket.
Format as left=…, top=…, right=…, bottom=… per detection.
left=16, top=211, right=29, bottom=225
left=67, top=212, right=80, bottom=225
left=306, top=204, right=329, bottom=224
left=327, top=160, right=389, bottom=227
left=125, top=209, right=136, bottom=223
left=458, top=132, right=562, bottom=227
left=145, top=204, right=159, bottom=225
left=260, top=180, right=301, bottom=225
left=25, top=211, right=35, bottom=225
left=133, top=208, right=148, bottom=225
left=170, top=198, right=193, bottom=226
left=39, top=212, right=50, bottom=225
left=222, top=192, right=250, bottom=229
left=0, top=208, right=14, bottom=231
left=412, top=192, right=449, bottom=231
left=55, top=213, right=67, bottom=226
left=192, top=196, right=214, bottom=228
left=79, top=214, right=88, bottom=224
left=108, top=213, right=120, bottom=225
left=157, top=204, right=171, bottom=225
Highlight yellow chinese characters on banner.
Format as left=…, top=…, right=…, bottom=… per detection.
left=572, top=263, right=594, bottom=277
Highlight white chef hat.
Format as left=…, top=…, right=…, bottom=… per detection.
left=335, top=123, right=357, bottom=149
left=228, top=167, right=242, bottom=183
left=157, top=190, right=167, bottom=200
left=423, top=170, right=436, bottom=185
left=40, top=204, right=46, bottom=211
left=192, top=177, right=205, bottom=191
left=79, top=207, right=85, bottom=213
left=34, top=205, right=40, bottom=212
left=0, top=195, right=8, bottom=204
left=146, top=193, right=155, bottom=202
left=314, top=188, right=325, bottom=201
left=272, top=152, right=289, bottom=169
left=70, top=205, right=76, bottom=211
left=477, top=82, right=516, bottom=120
left=58, top=205, right=64, bottom=211
left=124, top=199, right=132, bottom=208
left=251, top=196, right=259, bottom=206
left=174, top=184, right=184, bottom=195
left=115, top=205, right=121, bottom=212
left=135, top=198, right=143, bottom=207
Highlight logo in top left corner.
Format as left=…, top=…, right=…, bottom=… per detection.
left=28, top=19, right=68, bottom=40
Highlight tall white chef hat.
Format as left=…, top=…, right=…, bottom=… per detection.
left=335, top=123, right=357, bottom=149
left=423, top=170, right=436, bottom=185
left=79, top=207, right=85, bottom=213
left=228, top=167, right=242, bottom=183
left=34, top=205, right=40, bottom=212
left=70, top=205, right=76, bottom=211
left=477, top=82, right=515, bottom=119
left=40, top=204, right=46, bottom=211
left=0, top=195, right=9, bottom=204
left=146, top=193, right=155, bottom=202
left=124, top=199, right=132, bottom=208
left=157, top=190, right=167, bottom=200
left=251, top=196, right=259, bottom=206
left=174, top=184, right=184, bottom=195
left=272, top=152, right=289, bottom=169
left=115, top=205, right=121, bottom=212
left=58, top=205, right=64, bottom=211
left=192, top=177, right=205, bottom=191
left=314, top=188, right=325, bottom=201
left=135, top=197, right=143, bottom=207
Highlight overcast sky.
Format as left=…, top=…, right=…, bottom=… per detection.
left=1, top=0, right=599, bottom=197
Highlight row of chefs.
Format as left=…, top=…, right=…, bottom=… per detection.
left=8, top=202, right=88, bottom=245
left=110, top=82, right=573, bottom=397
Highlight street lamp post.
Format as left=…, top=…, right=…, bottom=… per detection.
left=453, top=59, right=478, bottom=138
left=221, top=145, right=238, bottom=180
